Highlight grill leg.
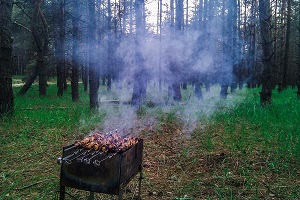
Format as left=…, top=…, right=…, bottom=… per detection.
left=118, top=183, right=124, bottom=200
left=89, top=192, right=94, bottom=200
left=118, top=188, right=123, bottom=200
left=138, top=165, right=143, bottom=200
left=59, top=185, right=65, bottom=200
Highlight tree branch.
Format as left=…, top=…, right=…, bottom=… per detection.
left=12, top=21, right=32, bottom=33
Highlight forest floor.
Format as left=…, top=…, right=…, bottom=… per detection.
left=0, top=82, right=300, bottom=200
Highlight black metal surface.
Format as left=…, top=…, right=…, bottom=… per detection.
left=59, top=139, right=143, bottom=196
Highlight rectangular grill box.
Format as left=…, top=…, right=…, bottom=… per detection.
left=58, top=139, right=143, bottom=200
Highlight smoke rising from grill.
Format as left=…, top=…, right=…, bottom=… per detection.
left=116, top=29, right=226, bottom=84
left=95, top=87, right=245, bottom=137
left=81, top=19, right=244, bottom=135
left=73, top=0, right=250, bottom=136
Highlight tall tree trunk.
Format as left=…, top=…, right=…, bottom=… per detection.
left=131, top=0, right=147, bottom=106
left=274, top=0, right=279, bottom=91
left=107, top=0, right=112, bottom=91
left=170, top=0, right=174, bottom=29
left=34, top=0, right=48, bottom=96
left=259, top=0, right=273, bottom=105
left=168, top=0, right=175, bottom=100
left=248, top=0, right=256, bottom=88
left=171, top=0, right=183, bottom=101
left=122, top=0, right=127, bottom=34
left=0, top=0, right=14, bottom=115
left=231, top=0, right=238, bottom=92
left=297, top=1, right=300, bottom=97
left=278, top=0, right=286, bottom=91
left=282, top=0, right=291, bottom=89
left=56, top=0, right=66, bottom=97
left=198, top=0, right=203, bottom=26
left=129, top=0, right=133, bottom=33
left=71, top=0, right=80, bottom=101
left=158, top=0, right=162, bottom=91
left=220, top=0, right=229, bottom=98
left=236, top=0, right=243, bottom=89
left=82, top=1, right=89, bottom=92
left=18, top=0, right=48, bottom=96
left=185, top=0, right=188, bottom=28
left=88, top=0, right=99, bottom=109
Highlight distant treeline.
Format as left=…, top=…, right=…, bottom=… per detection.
left=3, top=0, right=300, bottom=108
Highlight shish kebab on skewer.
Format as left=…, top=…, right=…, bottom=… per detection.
left=74, top=132, right=139, bottom=153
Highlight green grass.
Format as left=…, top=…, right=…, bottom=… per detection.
left=180, top=87, right=300, bottom=199
left=0, top=84, right=105, bottom=200
left=0, top=83, right=299, bottom=199
left=213, top=87, right=300, bottom=161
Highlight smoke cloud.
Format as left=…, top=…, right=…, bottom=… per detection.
left=76, top=5, right=247, bottom=136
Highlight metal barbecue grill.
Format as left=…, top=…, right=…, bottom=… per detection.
left=58, top=138, right=143, bottom=200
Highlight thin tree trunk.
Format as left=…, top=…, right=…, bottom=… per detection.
left=88, top=0, right=99, bottom=109
left=172, top=0, right=183, bottom=101
left=129, top=0, right=133, bottom=33
left=185, top=0, right=188, bottom=28
left=17, top=65, right=38, bottom=95
left=278, top=0, right=286, bottom=91
left=18, top=0, right=48, bottom=96
left=297, top=1, right=300, bottom=97
left=107, top=0, right=112, bottom=91
left=56, top=0, right=66, bottom=97
left=244, top=0, right=250, bottom=87
left=236, top=0, right=243, bottom=89
left=0, top=0, right=14, bottom=114
left=170, top=0, right=174, bottom=29
left=274, top=0, right=278, bottom=91
left=195, top=82, right=203, bottom=100
left=35, top=0, right=48, bottom=96
left=231, top=0, right=238, bottom=92
left=82, top=1, right=89, bottom=92
left=122, top=0, right=127, bottom=34
left=131, top=0, right=147, bottom=106
left=82, top=64, right=89, bottom=92
left=259, top=0, right=273, bottom=105
left=220, top=0, right=229, bottom=98
left=282, top=0, right=291, bottom=89
left=71, top=0, right=80, bottom=101
left=199, top=0, right=203, bottom=26
left=248, top=0, right=256, bottom=88
left=158, top=0, right=162, bottom=91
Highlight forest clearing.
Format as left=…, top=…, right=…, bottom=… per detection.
left=1, top=0, right=300, bottom=199
left=0, top=83, right=299, bottom=200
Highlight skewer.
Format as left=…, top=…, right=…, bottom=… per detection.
left=71, top=131, right=139, bottom=154
left=84, top=151, right=102, bottom=164
left=76, top=150, right=94, bottom=162
left=64, top=145, right=77, bottom=152
left=62, top=149, right=81, bottom=162
left=64, top=150, right=90, bottom=164
left=93, top=150, right=120, bottom=167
